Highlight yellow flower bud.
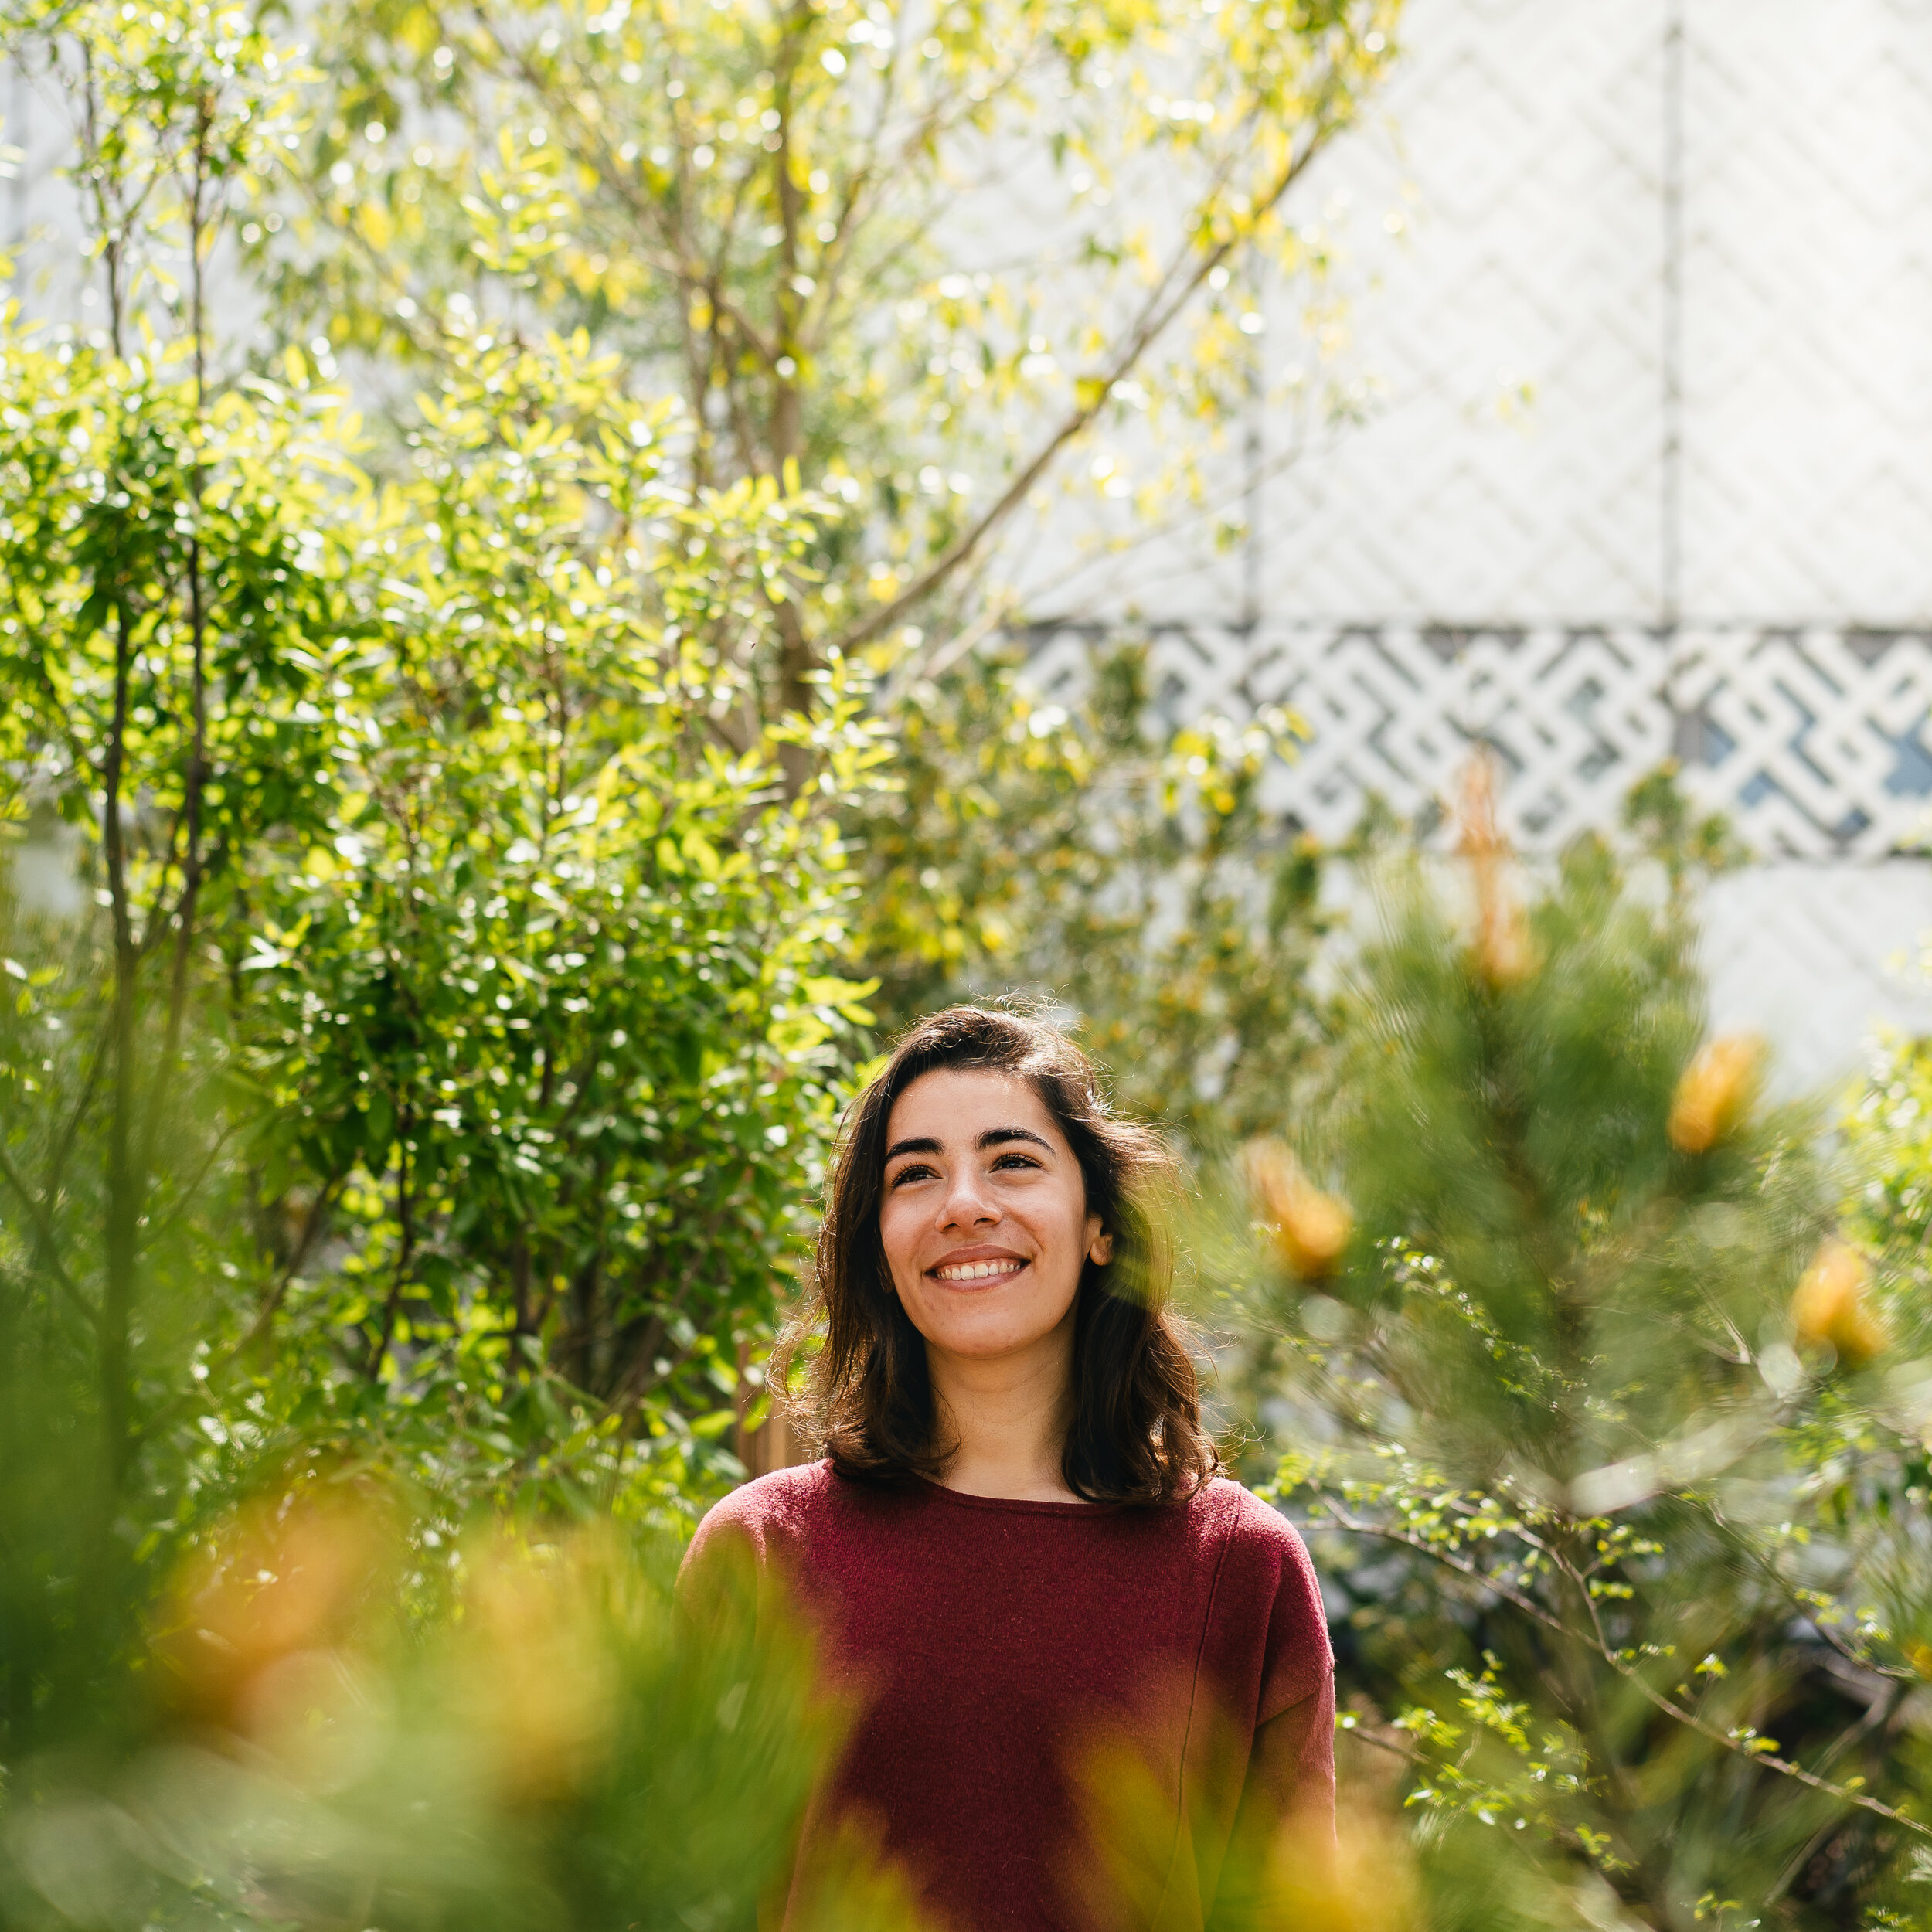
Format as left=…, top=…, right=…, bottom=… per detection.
left=1475, top=894, right=1536, bottom=988
left=1790, top=1239, right=1887, bottom=1370
left=460, top=1536, right=617, bottom=1806
left=1246, top=1140, right=1353, bottom=1280
left=1265, top=1801, right=1423, bottom=1932
left=1668, top=1034, right=1764, bottom=1154
left=1456, top=753, right=1538, bottom=988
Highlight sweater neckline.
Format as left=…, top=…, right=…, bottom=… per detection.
left=912, top=1475, right=1121, bottom=1517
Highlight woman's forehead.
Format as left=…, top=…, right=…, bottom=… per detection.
left=884, top=1065, right=1066, bottom=1146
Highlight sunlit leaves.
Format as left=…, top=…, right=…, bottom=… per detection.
left=234, top=322, right=888, bottom=1425
left=2, top=0, right=314, bottom=354
left=276, top=0, right=1401, bottom=652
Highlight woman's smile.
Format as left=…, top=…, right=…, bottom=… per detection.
left=930, top=1249, right=1030, bottom=1285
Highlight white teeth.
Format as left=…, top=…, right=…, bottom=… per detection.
left=935, top=1259, right=1022, bottom=1281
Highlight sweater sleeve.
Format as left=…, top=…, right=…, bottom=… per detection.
left=1246, top=1675, right=1336, bottom=1832
left=1254, top=1506, right=1332, bottom=1726
left=1244, top=1511, right=1335, bottom=1833
left=1197, top=1495, right=1336, bottom=1932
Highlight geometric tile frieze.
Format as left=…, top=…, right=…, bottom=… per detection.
left=1019, top=621, right=1932, bottom=859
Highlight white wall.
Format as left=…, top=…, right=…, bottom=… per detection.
left=1017, top=1, right=1932, bottom=1073
left=1029, top=0, right=1932, bottom=628
left=1702, top=863, right=1932, bottom=1092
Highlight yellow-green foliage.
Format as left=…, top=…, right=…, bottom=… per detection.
left=0, top=0, right=889, bottom=1803
left=269, top=0, right=1402, bottom=664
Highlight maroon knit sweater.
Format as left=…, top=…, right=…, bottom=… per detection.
left=680, top=1461, right=1334, bottom=1932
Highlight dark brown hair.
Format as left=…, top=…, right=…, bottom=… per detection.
left=787, top=1005, right=1219, bottom=1505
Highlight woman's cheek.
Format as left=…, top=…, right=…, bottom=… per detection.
left=877, top=1203, right=914, bottom=1290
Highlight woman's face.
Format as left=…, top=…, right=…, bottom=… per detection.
left=878, top=1066, right=1111, bottom=1366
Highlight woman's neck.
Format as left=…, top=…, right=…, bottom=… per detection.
left=927, top=1319, right=1080, bottom=1503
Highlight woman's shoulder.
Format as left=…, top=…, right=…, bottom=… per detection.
left=676, top=1459, right=841, bottom=1609
left=1192, top=1475, right=1321, bottom=1583
left=689, top=1458, right=838, bottom=1551
left=1193, top=1476, right=1333, bottom=1700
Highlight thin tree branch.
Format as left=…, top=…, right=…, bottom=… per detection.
left=129, top=1175, right=345, bottom=1449
left=139, top=119, right=214, bottom=1190
left=140, top=1117, right=240, bottom=1249
left=39, top=1024, right=111, bottom=1229
left=0, top=1139, right=99, bottom=1328
left=1703, top=1494, right=1917, bottom=1686
left=230, top=1179, right=342, bottom=1356
left=830, top=92, right=1350, bottom=655
left=365, top=1136, right=415, bottom=1379
left=1308, top=1495, right=1573, bottom=1639
left=1540, top=1536, right=1931, bottom=1841
left=1313, top=1485, right=1932, bottom=1840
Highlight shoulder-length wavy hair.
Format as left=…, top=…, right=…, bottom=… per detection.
left=784, top=1005, right=1219, bottom=1505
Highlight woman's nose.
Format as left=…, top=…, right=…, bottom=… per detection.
left=939, top=1170, right=998, bottom=1229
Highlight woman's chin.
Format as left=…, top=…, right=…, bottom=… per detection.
left=920, top=1308, right=1077, bottom=1366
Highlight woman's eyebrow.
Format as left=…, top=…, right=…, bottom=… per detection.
left=884, top=1135, right=943, bottom=1162
left=978, top=1127, right=1051, bottom=1151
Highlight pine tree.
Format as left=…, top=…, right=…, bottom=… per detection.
left=1254, top=765, right=1923, bottom=1930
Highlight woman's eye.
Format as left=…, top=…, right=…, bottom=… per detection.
left=889, top=1162, right=937, bottom=1187
left=991, top=1152, right=1040, bottom=1172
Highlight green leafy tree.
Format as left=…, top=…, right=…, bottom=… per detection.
left=0, top=0, right=352, bottom=1726
left=243, top=324, right=885, bottom=1422
left=0, top=0, right=880, bottom=1763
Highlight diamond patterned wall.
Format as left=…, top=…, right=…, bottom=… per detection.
left=1015, top=0, right=1932, bottom=888
left=1023, top=621, right=1932, bottom=859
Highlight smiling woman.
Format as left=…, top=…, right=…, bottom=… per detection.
left=819, top=1005, right=1206, bottom=1504
left=680, top=1009, right=1335, bottom=1932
